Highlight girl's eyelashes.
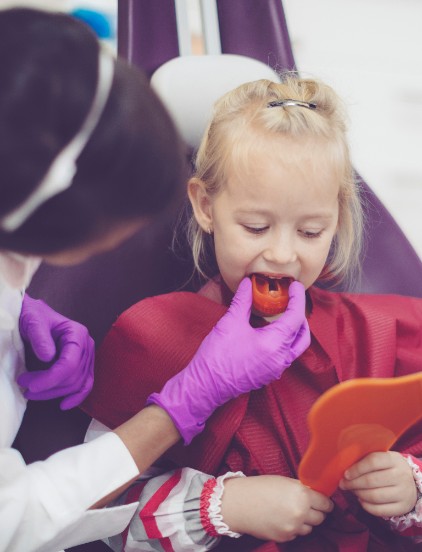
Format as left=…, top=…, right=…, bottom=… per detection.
left=241, top=224, right=325, bottom=238
left=242, top=225, right=269, bottom=234
left=300, top=229, right=323, bottom=239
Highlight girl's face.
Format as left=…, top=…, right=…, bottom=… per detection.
left=190, top=137, right=340, bottom=295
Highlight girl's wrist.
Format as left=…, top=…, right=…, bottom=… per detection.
left=200, top=471, right=245, bottom=538
left=388, top=454, right=422, bottom=531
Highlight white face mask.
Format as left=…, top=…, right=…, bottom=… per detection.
left=0, top=49, right=115, bottom=233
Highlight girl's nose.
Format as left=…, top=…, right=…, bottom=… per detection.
left=263, top=234, right=298, bottom=266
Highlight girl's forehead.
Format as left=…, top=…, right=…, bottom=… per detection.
left=225, top=138, right=342, bottom=193
left=213, top=138, right=341, bottom=221
left=220, top=167, right=339, bottom=223
left=224, top=131, right=344, bottom=179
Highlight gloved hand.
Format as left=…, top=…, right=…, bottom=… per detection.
left=147, top=278, right=310, bottom=444
left=17, top=294, right=95, bottom=410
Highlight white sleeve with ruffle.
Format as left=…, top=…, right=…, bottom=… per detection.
left=86, top=419, right=245, bottom=552
left=388, top=454, right=422, bottom=543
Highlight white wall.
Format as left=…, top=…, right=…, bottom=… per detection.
left=283, top=0, right=422, bottom=257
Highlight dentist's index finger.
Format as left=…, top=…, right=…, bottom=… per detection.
left=227, top=277, right=253, bottom=318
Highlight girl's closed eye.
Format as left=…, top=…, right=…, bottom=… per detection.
left=243, top=225, right=269, bottom=235
left=300, top=229, right=324, bottom=239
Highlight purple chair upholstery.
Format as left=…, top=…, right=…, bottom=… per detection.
left=217, top=0, right=296, bottom=72
left=356, top=177, right=422, bottom=296
left=117, top=0, right=180, bottom=77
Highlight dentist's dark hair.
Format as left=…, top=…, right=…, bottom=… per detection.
left=0, top=8, right=187, bottom=254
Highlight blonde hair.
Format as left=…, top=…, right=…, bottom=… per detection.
left=187, top=75, right=364, bottom=288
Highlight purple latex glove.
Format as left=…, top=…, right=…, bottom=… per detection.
left=17, top=294, right=95, bottom=410
left=147, top=278, right=310, bottom=444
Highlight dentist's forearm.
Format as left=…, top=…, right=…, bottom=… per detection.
left=91, top=405, right=179, bottom=508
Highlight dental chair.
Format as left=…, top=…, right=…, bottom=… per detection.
left=119, top=0, right=422, bottom=297
left=14, top=1, right=422, bottom=550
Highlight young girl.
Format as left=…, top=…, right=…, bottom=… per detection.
left=83, top=76, right=422, bottom=551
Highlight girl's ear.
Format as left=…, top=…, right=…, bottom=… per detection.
left=187, top=177, right=213, bottom=231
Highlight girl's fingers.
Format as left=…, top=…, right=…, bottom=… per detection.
left=352, top=486, right=398, bottom=505
left=309, top=490, right=334, bottom=513
left=340, top=469, right=395, bottom=491
left=306, top=508, right=328, bottom=527
left=297, top=524, right=313, bottom=536
left=343, top=452, right=394, bottom=480
left=358, top=499, right=407, bottom=518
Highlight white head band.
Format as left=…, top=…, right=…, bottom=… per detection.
left=0, top=50, right=115, bottom=232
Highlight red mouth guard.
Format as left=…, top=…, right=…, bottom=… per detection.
left=251, top=274, right=291, bottom=317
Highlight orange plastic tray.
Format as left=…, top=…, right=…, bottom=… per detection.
left=298, top=372, right=422, bottom=496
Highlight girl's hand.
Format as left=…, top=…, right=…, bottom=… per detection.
left=339, top=451, right=417, bottom=517
left=220, top=475, right=333, bottom=543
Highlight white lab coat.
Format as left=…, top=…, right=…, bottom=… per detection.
left=0, top=252, right=139, bottom=551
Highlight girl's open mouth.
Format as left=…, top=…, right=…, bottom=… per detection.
left=250, top=274, right=294, bottom=317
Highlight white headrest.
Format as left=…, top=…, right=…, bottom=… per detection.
left=151, top=54, right=280, bottom=149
